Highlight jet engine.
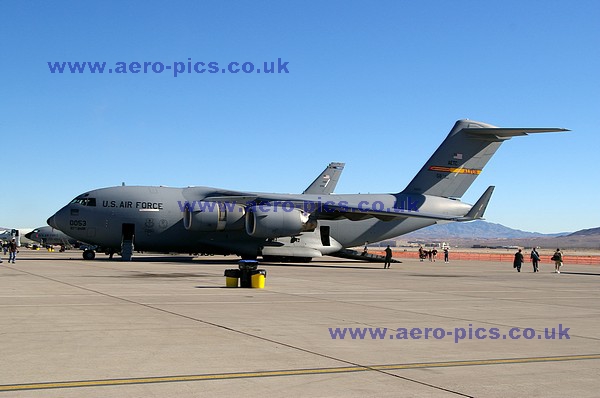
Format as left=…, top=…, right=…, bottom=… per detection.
left=245, top=205, right=317, bottom=238
left=183, top=201, right=245, bottom=232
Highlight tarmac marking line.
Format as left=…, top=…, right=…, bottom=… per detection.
left=1, top=354, right=599, bottom=392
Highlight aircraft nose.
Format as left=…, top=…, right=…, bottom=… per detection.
left=47, top=214, right=59, bottom=230
left=48, top=205, right=72, bottom=232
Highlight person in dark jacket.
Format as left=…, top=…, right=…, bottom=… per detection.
left=513, top=249, right=524, bottom=272
left=384, top=246, right=392, bottom=269
left=530, top=247, right=540, bottom=272
left=8, top=239, right=17, bottom=264
left=552, top=248, right=564, bottom=273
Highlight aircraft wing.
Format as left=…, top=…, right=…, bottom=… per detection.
left=199, top=193, right=463, bottom=223
left=316, top=186, right=496, bottom=223
left=202, top=195, right=259, bottom=204
left=315, top=203, right=461, bottom=222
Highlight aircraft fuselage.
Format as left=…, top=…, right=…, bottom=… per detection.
left=48, top=185, right=470, bottom=258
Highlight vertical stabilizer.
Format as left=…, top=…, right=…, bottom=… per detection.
left=303, top=162, right=345, bottom=194
left=401, top=120, right=568, bottom=198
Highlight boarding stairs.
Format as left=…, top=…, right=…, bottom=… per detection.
left=121, top=237, right=134, bottom=261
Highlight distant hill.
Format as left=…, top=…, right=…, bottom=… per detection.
left=567, top=227, right=600, bottom=237
left=403, top=220, right=568, bottom=240
left=394, top=221, right=600, bottom=250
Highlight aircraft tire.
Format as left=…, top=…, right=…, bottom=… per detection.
left=82, top=250, right=96, bottom=260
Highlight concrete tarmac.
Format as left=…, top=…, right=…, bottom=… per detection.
left=1, top=250, right=599, bottom=397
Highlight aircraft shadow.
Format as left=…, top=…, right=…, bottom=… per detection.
left=405, top=274, right=472, bottom=278
left=120, top=272, right=217, bottom=278
left=260, top=263, right=381, bottom=270
left=17, top=255, right=390, bottom=269
left=559, top=272, right=600, bottom=277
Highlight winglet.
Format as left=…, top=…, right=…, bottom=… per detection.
left=461, top=186, right=495, bottom=220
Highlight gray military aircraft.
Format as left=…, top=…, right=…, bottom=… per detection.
left=24, top=226, right=79, bottom=247
left=47, top=119, right=567, bottom=261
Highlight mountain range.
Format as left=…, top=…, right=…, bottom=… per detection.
left=399, top=220, right=600, bottom=249
left=567, top=227, right=600, bottom=237
left=403, top=220, right=569, bottom=240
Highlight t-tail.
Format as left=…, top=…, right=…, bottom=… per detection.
left=401, top=119, right=568, bottom=199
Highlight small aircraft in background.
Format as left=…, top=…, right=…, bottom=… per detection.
left=0, top=228, right=34, bottom=247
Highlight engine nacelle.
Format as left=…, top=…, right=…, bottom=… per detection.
left=183, top=201, right=245, bottom=232
left=245, top=205, right=317, bottom=238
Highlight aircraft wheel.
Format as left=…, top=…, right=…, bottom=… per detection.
left=82, top=249, right=96, bottom=260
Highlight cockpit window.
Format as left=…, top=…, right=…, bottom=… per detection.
left=70, top=197, right=97, bottom=206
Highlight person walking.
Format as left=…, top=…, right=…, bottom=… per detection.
left=384, top=245, right=392, bottom=269
left=8, top=238, right=17, bottom=264
left=361, top=245, right=368, bottom=256
left=530, top=247, right=540, bottom=272
left=513, top=249, right=524, bottom=272
left=552, top=248, right=564, bottom=273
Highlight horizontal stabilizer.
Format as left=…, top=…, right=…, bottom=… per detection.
left=464, top=127, right=569, bottom=140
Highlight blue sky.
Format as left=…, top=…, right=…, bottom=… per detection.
left=1, top=0, right=598, bottom=234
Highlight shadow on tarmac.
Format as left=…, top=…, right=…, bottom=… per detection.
left=559, top=272, right=600, bottom=277
left=260, top=262, right=378, bottom=270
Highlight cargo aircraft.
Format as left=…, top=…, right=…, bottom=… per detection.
left=47, top=120, right=567, bottom=261
left=24, top=226, right=80, bottom=247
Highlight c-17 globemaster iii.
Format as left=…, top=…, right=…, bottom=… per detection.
left=24, top=226, right=80, bottom=248
left=48, top=119, right=567, bottom=261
